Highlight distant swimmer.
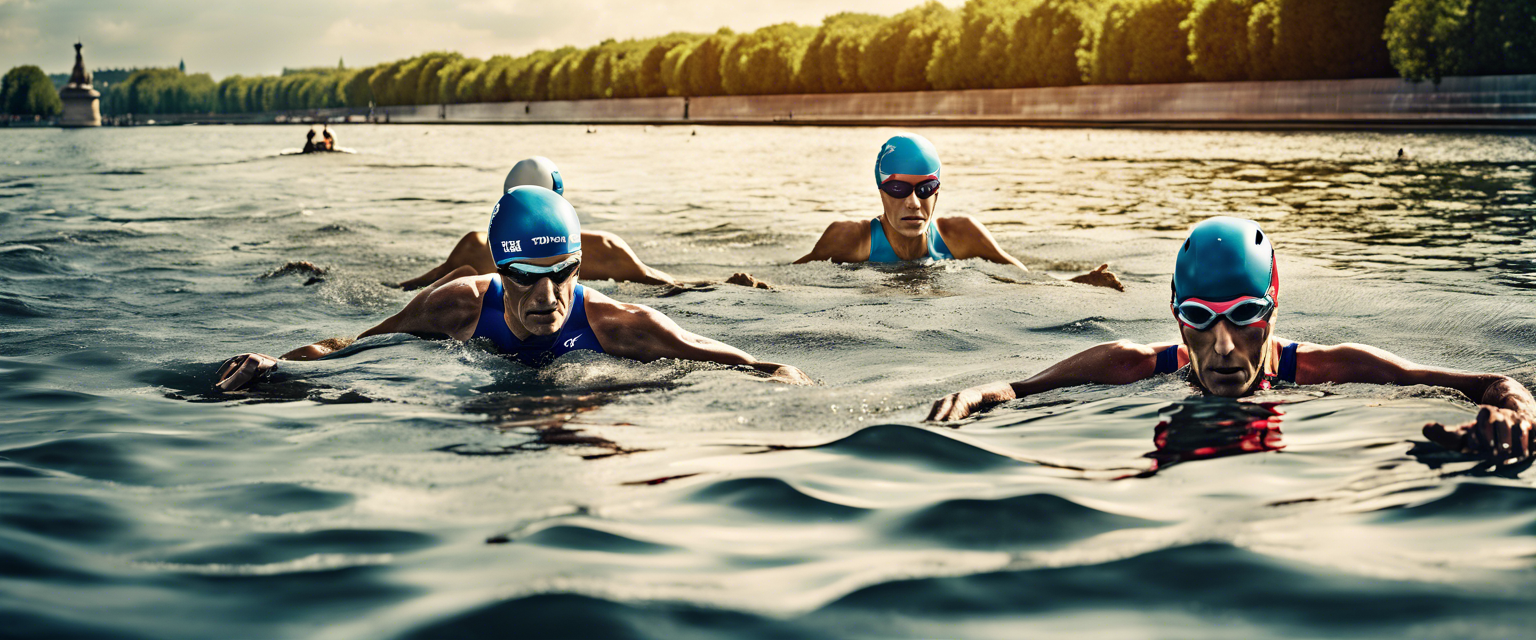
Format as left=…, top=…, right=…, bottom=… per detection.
left=928, top=217, right=1534, bottom=464
left=216, top=186, right=811, bottom=391
left=398, top=156, right=769, bottom=291
left=794, top=133, right=1125, bottom=291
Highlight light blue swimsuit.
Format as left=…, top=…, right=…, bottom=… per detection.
left=867, top=218, right=953, bottom=262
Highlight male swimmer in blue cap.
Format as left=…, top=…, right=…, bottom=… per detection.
left=795, top=133, right=1124, bottom=290
left=928, top=216, right=1535, bottom=464
left=216, top=186, right=809, bottom=391
left=397, top=157, right=769, bottom=291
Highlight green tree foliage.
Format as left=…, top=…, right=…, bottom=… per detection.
left=1010, top=0, right=1097, bottom=87
left=722, top=23, right=816, bottom=95
left=801, top=13, right=881, bottom=93
left=858, top=2, right=957, bottom=92
left=1248, top=0, right=1394, bottom=80
left=102, top=68, right=217, bottom=114
left=1386, top=0, right=1536, bottom=82
left=96, top=0, right=1522, bottom=115
left=928, top=0, right=1022, bottom=90
left=678, top=28, right=734, bottom=96
left=1083, top=0, right=1196, bottom=84
left=1185, top=0, right=1255, bottom=81
left=2, top=65, right=64, bottom=117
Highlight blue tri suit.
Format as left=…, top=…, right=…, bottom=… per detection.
left=868, top=218, right=953, bottom=263
left=471, top=278, right=606, bottom=367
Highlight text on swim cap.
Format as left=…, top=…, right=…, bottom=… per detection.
left=500, top=240, right=522, bottom=253
left=531, top=236, right=567, bottom=245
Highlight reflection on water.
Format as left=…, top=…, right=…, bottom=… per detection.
left=1134, top=398, right=1286, bottom=478
left=1, top=125, right=1533, bottom=639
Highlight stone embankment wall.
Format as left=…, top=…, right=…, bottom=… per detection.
left=130, top=74, right=1536, bottom=129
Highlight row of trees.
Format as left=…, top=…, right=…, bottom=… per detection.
left=7, top=0, right=1531, bottom=117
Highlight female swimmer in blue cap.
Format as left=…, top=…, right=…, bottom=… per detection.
left=216, top=186, right=810, bottom=391
left=794, top=133, right=1124, bottom=290
left=928, top=217, right=1535, bottom=465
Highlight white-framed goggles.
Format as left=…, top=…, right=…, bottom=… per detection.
left=1175, top=296, right=1274, bottom=331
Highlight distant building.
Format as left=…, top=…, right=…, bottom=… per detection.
left=59, top=42, right=101, bottom=128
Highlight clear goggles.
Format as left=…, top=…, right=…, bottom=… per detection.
left=1175, top=296, right=1274, bottom=331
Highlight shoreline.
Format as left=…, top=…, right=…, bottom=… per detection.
left=19, top=74, right=1536, bottom=131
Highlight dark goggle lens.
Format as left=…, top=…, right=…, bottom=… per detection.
left=498, top=260, right=580, bottom=287
left=1178, top=305, right=1214, bottom=326
left=1226, top=299, right=1271, bottom=323
left=879, top=179, right=940, bottom=200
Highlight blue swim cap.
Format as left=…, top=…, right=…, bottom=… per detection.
left=1172, top=217, right=1277, bottom=304
left=488, top=186, right=582, bottom=265
left=875, top=133, right=941, bottom=187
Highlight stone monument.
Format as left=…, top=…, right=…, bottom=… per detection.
left=59, top=42, right=101, bottom=128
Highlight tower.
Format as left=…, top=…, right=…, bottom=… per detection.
left=58, top=42, right=101, bottom=128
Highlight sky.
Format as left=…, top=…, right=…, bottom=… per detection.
left=1, top=0, right=948, bottom=78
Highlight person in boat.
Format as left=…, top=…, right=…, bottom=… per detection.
left=216, top=186, right=811, bottom=391
left=321, top=126, right=335, bottom=151
left=927, top=216, right=1534, bottom=464
left=302, top=128, right=318, bottom=154
left=794, top=133, right=1125, bottom=291
left=397, top=156, right=770, bottom=291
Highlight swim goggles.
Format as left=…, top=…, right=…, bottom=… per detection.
left=879, top=178, right=940, bottom=200
left=497, top=255, right=581, bottom=287
left=1175, top=296, right=1274, bottom=331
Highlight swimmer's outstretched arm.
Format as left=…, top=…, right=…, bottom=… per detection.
left=588, top=298, right=813, bottom=385
left=1295, top=343, right=1534, bottom=463
left=935, top=217, right=1125, bottom=291
left=928, top=340, right=1167, bottom=421
left=215, top=274, right=483, bottom=391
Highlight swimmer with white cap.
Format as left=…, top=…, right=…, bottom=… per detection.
left=398, top=157, right=769, bottom=291
left=216, top=186, right=811, bottom=390
left=794, top=133, right=1124, bottom=290
left=928, top=217, right=1534, bottom=465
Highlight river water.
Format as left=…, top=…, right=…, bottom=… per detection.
left=2, top=124, right=1535, bottom=639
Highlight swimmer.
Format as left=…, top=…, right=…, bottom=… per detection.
left=398, top=157, right=770, bottom=291
left=216, top=186, right=811, bottom=391
left=927, top=217, right=1534, bottom=464
left=795, top=133, right=1125, bottom=291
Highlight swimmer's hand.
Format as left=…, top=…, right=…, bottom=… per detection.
left=1423, top=405, right=1532, bottom=465
left=215, top=353, right=280, bottom=392
left=760, top=363, right=813, bottom=385
left=1068, top=264, right=1125, bottom=292
left=725, top=273, right=773, bottom=290
left=927, top=382, right=1016, bottom=423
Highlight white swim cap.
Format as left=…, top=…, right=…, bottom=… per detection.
left=504, top=156, right=564, bottom=195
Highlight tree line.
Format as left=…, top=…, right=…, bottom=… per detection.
left=5, top=0, right=1533, bottom=117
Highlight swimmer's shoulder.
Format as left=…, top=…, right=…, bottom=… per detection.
left=815, top=219, right=872, bottom=263
left=932, top=216, right=992, bottom=258
left=415, top=273, right=494, bottom=338
left=581, top=288, right=677, bottom=352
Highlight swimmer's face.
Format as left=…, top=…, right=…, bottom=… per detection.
left=1179, top=312, right=1273, bottom=397
left=878, top=174, right=939, bottom=239
left=501, top=251, right=580, bottom=337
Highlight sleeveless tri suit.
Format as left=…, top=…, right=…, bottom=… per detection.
left=867, top=218, right=953, bottom=262
left=471, top=278, right=605, bottom=367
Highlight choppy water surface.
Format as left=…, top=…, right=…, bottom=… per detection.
left=2, top=125, right=1535, bottom=639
